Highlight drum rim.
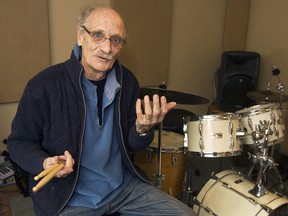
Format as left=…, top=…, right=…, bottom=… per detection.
left=187, top=150, right=242, bottom=157
left=242, top=137, right=285, bottom=146
left=235, top=103, right=277, bottom=115
left=147, top=146, right=184, bottom=153
left=186, top=113, right=239, bottom=121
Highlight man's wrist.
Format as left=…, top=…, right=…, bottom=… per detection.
left=136, top=126, right=151, bottom=136
left=137, top=132, right=148, bottom=136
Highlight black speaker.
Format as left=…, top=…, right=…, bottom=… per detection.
left=215, top=51, right=261, bottom=112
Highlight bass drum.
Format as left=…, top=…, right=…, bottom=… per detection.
left=193, top=170, right=288, bottom=216
left=133, top=130, right=185, bottom=198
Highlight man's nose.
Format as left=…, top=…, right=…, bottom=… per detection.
left=100, top=38, right=113, bottom=54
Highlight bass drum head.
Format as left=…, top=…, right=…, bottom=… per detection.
left=193, top=170, right=288, bottom=216
left=150, top=130, right=184, bottom=151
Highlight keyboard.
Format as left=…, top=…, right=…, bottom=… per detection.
left=0, top=160, right=14, bottom=180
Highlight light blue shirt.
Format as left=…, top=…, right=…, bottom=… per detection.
left=68, top=68, right=132, bottom=208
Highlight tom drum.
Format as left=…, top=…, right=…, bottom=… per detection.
left=133, top=130, right=185, bottom=198
left=185, top=113, right=243, bottom=157
left=236, top=103, right=285, bottom=146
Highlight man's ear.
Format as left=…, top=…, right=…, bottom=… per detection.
left=77, top=28, right=83, bottom=46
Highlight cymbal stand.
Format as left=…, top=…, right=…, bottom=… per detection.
left=154, top=83, right=166, bottom=189
left=272, top=65, right=285, bottom=110
left=248, top=121, right=270, bottom=197
left=155, top=122, right=163, bottom=189
left=180, top=116, right=198, bottom=206
left=248, top=121, right=287, bottom=197
left=180, top=169, right=195, bottom=207
left=277, top=80, right=285, bottom=110
left=269, top=66, right=285, bottom=158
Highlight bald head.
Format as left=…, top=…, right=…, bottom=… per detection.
left=77, top=6, right=126, bottom=38
left=76, top=5, right=126, bottom=80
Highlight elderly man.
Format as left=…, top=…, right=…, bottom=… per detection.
left=7, top=4, right=196, bottom=216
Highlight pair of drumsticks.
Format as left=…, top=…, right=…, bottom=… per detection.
left=33, top=162, right=64, bottom=192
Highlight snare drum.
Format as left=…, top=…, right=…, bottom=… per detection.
left=193, top=170, right=288, bottom=216
left=186, top=113, right=243, bottom=157
left=133, top=130, right=185, bottom=198
left=236, top=103, right=285, bottom=146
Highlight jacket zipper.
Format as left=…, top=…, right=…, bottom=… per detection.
left=57, top=68, right=86, bottom=215
left=116, top=63, right=151, bottom=185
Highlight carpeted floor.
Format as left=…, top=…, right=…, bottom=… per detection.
left=9, top=195, right=34, bottom=216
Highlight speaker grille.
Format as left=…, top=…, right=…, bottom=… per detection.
left=215, top=51, right=260, bottom=112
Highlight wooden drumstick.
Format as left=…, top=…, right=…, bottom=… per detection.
left=34, top=163, right=60, bottom=180
left=32, top=163, right=64, bottom=192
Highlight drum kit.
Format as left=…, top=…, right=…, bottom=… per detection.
left=133, top=78, right=288, bottom=215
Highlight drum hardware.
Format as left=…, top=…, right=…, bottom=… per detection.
left=247, top=121, right=288, bottom=197
left=236, top=103, right=285, bottom=146
left=247, top=66, right=288, bottom=107
left=180, top=169, right=197, bottom=207
left=193, top=198, right=216, bottom=216
left=183, top=116, right=189, bottom=154
left=193, top=170, right=288, bottom=216
left=272, top=66, right=285, bottom=110
left=145, top=150, right=152, bottom=163
left=155, top=122, right=163, bottom=190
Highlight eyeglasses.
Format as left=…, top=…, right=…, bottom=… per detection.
left=81, top=26, right=126, bottom=48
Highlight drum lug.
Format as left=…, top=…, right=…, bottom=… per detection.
left=193, top=197, right=201, bottom=206
left=146, top=150, right=152, bottom=163
left=222, top=181, right=231, bottom=189
left=236, top=128, right=245, bottom=140
left=270, top=111, right=276, bottom=125
left=248, top=116, right=253, bottom=131
left=198, top=121, right=204, bottom=153
left=183, top=121, right=188, bottom=148
left=193, top=198, right=218, bottom=216
left=229, top=138, right=234, bottom=149
left=270, top=110, right=279, bottom=139
left=228, top=121, right=233, bottom=135
left=204, top=207, right=218, bottom=216
left=172, top=154, right=177, bottom=165
left=261, top=205, right=273, bottom=214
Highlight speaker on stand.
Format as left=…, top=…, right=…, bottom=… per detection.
left=213, top=50, right=261, bottom=113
